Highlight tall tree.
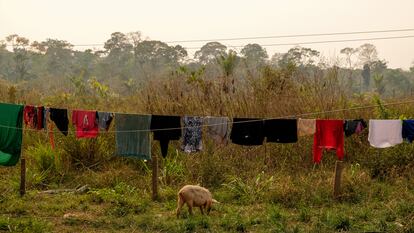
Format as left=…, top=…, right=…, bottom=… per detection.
left=280, top=46, right=320, bottom=67
left=104, top=32, right=132, bottom=56
left=270, top=53, right=284, bottom=68
left=241, top=43, right=268, bottom=76
left=135, top=40, right=187, bottom=72
left=217, top=50, right=238, bottom=93
left=127, top=31, right=144, bottom=75
left=240, top=43, right=268, bottom=66
left=72, top=49, right=99, bottom=78
left=34, top=39, right=74, bottom=77
left=340, top=47, right=358, bottom=70
left=101, top=32, right=133, bottom=79
left=340, top=47, right=359, bottom=92
left=358, top=43, right=378, bottom=67
left=361, top=63, right=371, bottom=91
left=194, top=42, right=227, bottom=64
left=6, top=34, right=31, bottom=81
left=0, top=40, right=13, bottom=80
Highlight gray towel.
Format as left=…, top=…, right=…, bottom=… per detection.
left=204, top=116, right=229, bottom=145
left=115, top=114, right=151, bottom=160
left=97, top=112, right=114, bottom=131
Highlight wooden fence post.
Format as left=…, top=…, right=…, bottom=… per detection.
left=152, top=152, right=158, bottom=201
left=333, top=160, right=344, bottom=198
left=20, top=158, right=26, bottom=197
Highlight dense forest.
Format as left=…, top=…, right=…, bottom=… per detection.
left=1, top=32, right=413, bottom=99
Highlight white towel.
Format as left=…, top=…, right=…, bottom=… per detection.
left=368, top=120, right=403, bottom=148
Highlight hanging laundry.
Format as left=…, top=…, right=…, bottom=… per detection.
left=298, top=119, right=316, bottom=136
left=230, top=118, right=264, bottom=146
left=97, top=112, right=114, bottom=131
left=402, top=120, right=414, bottom=143
left=49, top=108, right=69, bottom=136
left=264, top=119, right=298, bottom=143
left=48, top=123, right=55, bottom=150
left=36, top=106, right=45, bottom=130
left=204, top=116, right=229, bottom=145
left=43, top=108, right=49, bottom=131
left=72, top=110, right=99, bottom=138
left=44, top=108, right=55, bottom=149
left=115, top=114, right=151, bottom=160
left=182, top=116, right=203, bottom=153
left=354, top=120, right=366, bottom=134
left=0, top=103, right=23, bottom=166
left=313, top=120, right=344, bottom=163
left=344, top=119, right=367, bottom=137
left=151, top=115, right=182, bottom=158
left=23, top=105, right=37, bottom=128
left=368, top=120, right=403, bottom=148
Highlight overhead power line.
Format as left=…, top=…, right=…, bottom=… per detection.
left=4, top=28, right=414, bottom=49
left=165, top=28, right=414, bottom=43
left=184, top=35, right=414, bottom=49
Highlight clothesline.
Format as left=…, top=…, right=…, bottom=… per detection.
left=1, top=99, right=414, bottom=133
left=1, top=99, right=414, bottom=166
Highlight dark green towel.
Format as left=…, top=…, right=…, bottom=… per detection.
left=0, top=103, right=23, bottom=166
left=115, top=114, right=151, bottom=160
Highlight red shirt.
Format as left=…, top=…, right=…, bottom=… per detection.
left=72, top=110, right=99, bottom=138
left=24, top=105, right=36, bottom=128
left=313, top=119, right=344, bottom=163
left=36, top=106, right=44, bottom=130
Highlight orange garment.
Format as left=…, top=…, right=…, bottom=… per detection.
left=313, top=119, right=344, bottom=163
left=49, top=122, right=55, bottom=150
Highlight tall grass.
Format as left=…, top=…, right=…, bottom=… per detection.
left=0, top=65, right=413, bottom=194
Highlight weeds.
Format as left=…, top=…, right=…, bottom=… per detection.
left=1, top=66, right=414, bottom=232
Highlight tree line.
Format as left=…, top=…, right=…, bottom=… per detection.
left=1, top=32, right=413, bottom=97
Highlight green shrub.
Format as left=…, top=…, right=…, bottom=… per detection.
left=222, top=172, right=273, bottom=204
left=0, top=216, right=52, bottom=233
left=160, top=152, right=186, bottom=186
left=26, top=140, right=65, bottom=187
left=61, top=132, right=114, bottom=170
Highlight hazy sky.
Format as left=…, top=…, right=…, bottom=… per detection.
left=1, top=0, right=414, bottom=69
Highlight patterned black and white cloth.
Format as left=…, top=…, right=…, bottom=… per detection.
left=182, top=116, right=203, bottom=153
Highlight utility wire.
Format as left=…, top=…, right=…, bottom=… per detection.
left=165, top=28, right=414, bottom=43
left=4, top=28, right=414, bottom=48
left=2, top=99, right=414, bottom=133
left=184, top=35, right=414, bottom=50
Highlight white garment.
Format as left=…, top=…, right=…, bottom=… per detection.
left=368, top=120, right=403, bottom=148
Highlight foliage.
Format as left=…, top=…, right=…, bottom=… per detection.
left=222, top=172, right=273, bottom=204
left=26, top=140, right=66, bottom=188
left=0, top=32, right=414, bottom=232
left=61, top=132, right=114, bottom=170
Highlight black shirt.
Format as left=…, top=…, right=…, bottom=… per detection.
left=264, top=119, right=298, bottom=143
left=49, top=108, right=69, bottom=136
left=230, top=118, right=264, bottom=146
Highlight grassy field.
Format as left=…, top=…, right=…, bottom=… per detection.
left=1, top=140, right=414, bottom=233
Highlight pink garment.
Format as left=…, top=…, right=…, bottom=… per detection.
left=72, top=110, right=99, bottom=138
left=355, top=122, right=364, bottom=134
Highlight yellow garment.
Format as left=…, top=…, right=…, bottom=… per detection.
left=298, top=119, right=316, bottom=136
